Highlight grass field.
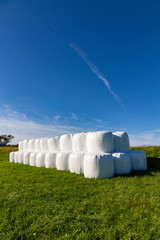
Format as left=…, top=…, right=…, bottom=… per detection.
left=0, top=147, right=160, bottom=240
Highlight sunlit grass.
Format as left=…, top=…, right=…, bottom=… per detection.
left=0, top=147, right=160, bottom=239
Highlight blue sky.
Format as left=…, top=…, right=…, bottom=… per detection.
left=0, top=0, right=160, bottom=145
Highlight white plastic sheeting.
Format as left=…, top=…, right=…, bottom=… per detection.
left=86, top=131, right=114, bottom=153
left=30, top=153, right=37, bottom=166
left=47, top=136, right=60, bottom=152
left=69, top=153, right=84, bottom=174
left=36, top=153, right=45, bottom=167
left=23, top=140, right=29, bottom=152
left=113, top=132, right=130, bottom=153
left=84, top=153, right=114, bottom=178
left=19, top=142, right=23, bottom=151
left=112, top=152, right=131, bottom=175
left=28, top=139, right=35, bottom=152
left=23, top=152, right=30, bottom=165
left=56, top=152, right=70, bottom=171
left=45, top=152, right=57, bottom=168
left=10, top=152, right=15, bottom=163
left=35, top=139, right=41, bottom=152
left=14, top=152, right=19, bottom=163
left=72, top=133, right=87, bottom=153
left=18, top=151, right=24, bottom=164
left=40, top=139, right=49, bottom=152
left=60, top=134, right=73, bottom=152
left=128, top=150, right=147, bottom=170
left=10, top=130, right=147, bottom=179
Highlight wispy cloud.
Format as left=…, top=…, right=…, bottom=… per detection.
left=70, top=113, right=78, bottom=120
left=144, top=129, right=160, bottom=133
left=129, top=131, right=160, bottom=146
left=0, top=105, right=80, bottom=144
left=53, top=115, right=61, bottom=121
left=70, top=43, right=126, bottom=112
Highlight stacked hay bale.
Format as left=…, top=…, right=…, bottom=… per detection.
left=9, top=131, right=147, bottom=178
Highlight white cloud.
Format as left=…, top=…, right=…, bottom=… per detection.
left=129, top=132, right=160, bottom=146
left=53, top=115, right=61, bottom=121
left=0, top=105, right=80, bottom=144
left=70, top=43, right=127, bottom=112
left=70, top=113, right=78, bottom=120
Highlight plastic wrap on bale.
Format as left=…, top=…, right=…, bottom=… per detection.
left=10, top=152, right=15, bottom=163
left=23, top=140, right=29, bottom=152
left=23, top=152, right=30, bottom=165
left=36, top=153, right=45, bottom=167
left=60, top=134, right=73, bottom=152
left=113, top=132, right=130, bottom=153
left=19, top=141, right=23, bottom=151
left=56, top=152, right=70, bottom=171
left=128, top=150, right=147, bottom=170
left=69, top=153, right=84, bottom=174
left=112, top=152, right=131, bottom=175
left=83, top=153, right=114, bottom=179
left=14, top=152, right=19, bottom=163
left=45, top=153, right=57, bottom=168
left=9, top=130, right=147, bottom=178
left=35, top=139, right=41, bottom=152
left=72, top=133, right=87, bottom=153
left=86, top=131, right=114, bottom=153
left=40, top=139, right=49, bottom=152
left=18, top=151, right=24, bottom=164
left=30, top=153, right=37, bottom=166
left=47, top=136, right=60, bottom=152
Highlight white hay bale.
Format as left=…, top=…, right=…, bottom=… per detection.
left=112, top=152, right=131, bottom=175
left=40, top=138, right=49, bottom=152
left=86, top=131, right=114, bottom=153
left=23, top=152, right=30, bottom=165
left=19, top=141, right=23, bottom=151
left=36, top=152, right=45, bottom=167
left=47, top=136, right=60, bottom=152
left=128, top=150, right=147, bottom=170
left=30, top=153, right=37, bottom=166
left=45, top=152, right=57, bottom=168
left=10, top=152, right=15, bottom=163
left=28, top=139, right=35, bottom=152
left=60, top=134, right=73, bottom=152
left=56, top=152, right=70, bottom=170
left=113, top=132, right=130, bottom=153
left=83, top=153, right=114, bottom=179
left=23, top=140, right=29, bottom=152
left=18, top=151, right=24, bottom=164
left=14, top=152, right=19, bottom=163
left=35, top=139, right=41, bottom=152
left=69, top=153, right=84, bottom=174
left=72, top=133, right=87, bottom=153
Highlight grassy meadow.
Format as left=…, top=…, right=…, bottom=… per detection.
left=0, top=146, right=160, bottom=240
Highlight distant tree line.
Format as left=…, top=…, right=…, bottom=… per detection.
left=0, top=135, right=14, bottom=147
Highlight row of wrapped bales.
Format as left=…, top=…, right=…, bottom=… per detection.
left=10, top=150, right=147, bottom=178
left=18, top=131, right=130, bottom=153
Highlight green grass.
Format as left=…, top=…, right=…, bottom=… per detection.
left=0, top=147, right=160, bottom=240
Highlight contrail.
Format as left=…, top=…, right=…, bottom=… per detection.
left=70, top=43, right=126, bottom=112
